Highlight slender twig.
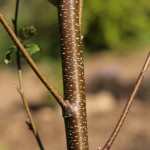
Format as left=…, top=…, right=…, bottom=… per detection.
left=100, top=52, right=150, bottom=150
left=12, top=1, right=44, bottom=149
left=12, top=0, right=19, bottom=35
left=0, top=12, right=69, bottom=109
left=15, top=85, right=44, bottom=150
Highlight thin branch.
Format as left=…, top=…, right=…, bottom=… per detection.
left=12, top=0, right=19, bottom=35
left=15, top=85, right=44, bottom=150
left=100, top=52, right=150, bottom=150
left=12, top=1, right=44, bottom=149
left=0, top=12, right=68, bottom=109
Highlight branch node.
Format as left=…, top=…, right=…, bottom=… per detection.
left=25, top=120, right=33, bottom=131
left=62, top=100, right=75, bottom=118
left=14, top=84, right=23, bottom=95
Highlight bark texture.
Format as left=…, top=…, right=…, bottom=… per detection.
left=58, top=0, right=89, bottom=149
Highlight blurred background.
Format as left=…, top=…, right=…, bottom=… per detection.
left=0, top=0, right=150, bottom=150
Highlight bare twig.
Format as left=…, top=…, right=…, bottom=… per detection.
left=100, top=52, right=150, bottom=150
left=0, top=12, right=68, bottom=109
left=15, top=85, right=44, bottom=150
left=12, top=1, right=44, bottom=149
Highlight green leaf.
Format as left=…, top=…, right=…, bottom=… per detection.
left=25, top=43, right=40, bottom=56
left=19, top=25, right=37, bottom=41
left=4, top=46, right=16, bottom=64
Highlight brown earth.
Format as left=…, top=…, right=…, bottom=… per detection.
left=0, top=50, right=150, bottom=150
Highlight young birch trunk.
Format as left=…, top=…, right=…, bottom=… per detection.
left=58, top=0, right=89, bottom=150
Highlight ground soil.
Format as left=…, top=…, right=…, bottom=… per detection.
left=0, top=50, right=150, bottom=150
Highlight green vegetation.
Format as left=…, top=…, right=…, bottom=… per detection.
left=1, top=0, right=150, bottom=63
left=83, top=0, right=150, bottom=51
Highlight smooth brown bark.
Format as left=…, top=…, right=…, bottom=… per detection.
left=58, top=0, right=89, bottom=149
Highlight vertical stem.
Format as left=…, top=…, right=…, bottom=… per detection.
left=58, top=0, right=89, bottom=150
left=13, top=0, right=19, bottom=36
left=13, top=0, right=22, bottom=90
left=12, top=1, right=45, bottom=149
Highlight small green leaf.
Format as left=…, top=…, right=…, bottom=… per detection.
left=19, top=25, right=37, bottom=41
left=25, top=43, right=40, bottom=56
left=4, top=46, right=16, bottom=64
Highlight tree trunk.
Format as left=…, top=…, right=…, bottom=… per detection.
left=58, top=0, right=89, bottom=150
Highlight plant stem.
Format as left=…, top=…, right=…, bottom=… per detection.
left=12, top=1, right=44, bottom=149
left=16, top=54, right=45, bottom=150
left=0, top=12, right=68, bottom=109
left=58, top=0, right=89, bottom=149
left=13, top=0, right=19, bottom=35
left=101, top=52, right=150, bottom=150
left=15, top=86, right=45, bottom=150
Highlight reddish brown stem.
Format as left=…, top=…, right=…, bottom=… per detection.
left=58, top=0, right=89, bottom=149
left=101, top=52, right=150, bottom=150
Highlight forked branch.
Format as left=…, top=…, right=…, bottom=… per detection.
left=0, top=12, right=69, bottom=109
left=100, top=52, right=150, bottom=150
left=15, top=85, right=44, bottom=150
